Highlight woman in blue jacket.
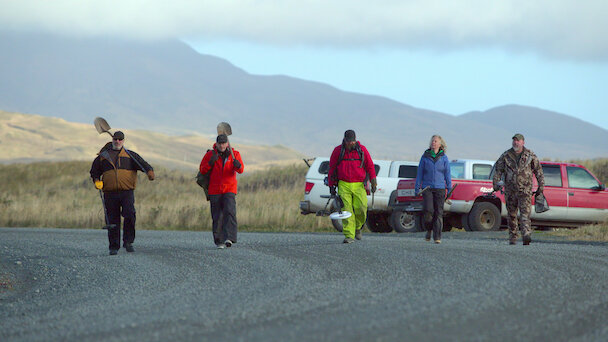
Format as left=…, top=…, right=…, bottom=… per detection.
left=415, top=135, right=452, bottom=243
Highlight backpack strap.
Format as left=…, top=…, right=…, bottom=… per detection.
left=333, top=142, right=365, bottom=182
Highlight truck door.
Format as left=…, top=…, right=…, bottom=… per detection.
left=531, top=164, right=568, bottom=220
left=566, top=166, right=608, bottom=222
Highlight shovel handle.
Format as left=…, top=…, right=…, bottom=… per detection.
left=226, top=137, right=235, bottom=159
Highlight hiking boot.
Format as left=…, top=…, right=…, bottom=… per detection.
left=225, top=240, right=233, bottom=248
left=343, top=238, right=355, bottom=244
left=124, top=243, right=135, bottom=253
left=523, top=235, right=531, bottom=245
left=109, top=249, right=118, bottom=255
left=425, top=230, right=432, bottom=241
left=217, top=243, right=226, bottom=249
left=355, top=229, right=362, bottom=240
left=434, top=240, right=441, bottom=244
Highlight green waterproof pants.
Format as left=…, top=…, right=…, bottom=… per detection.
left=338, top=180, right=368, bottom=239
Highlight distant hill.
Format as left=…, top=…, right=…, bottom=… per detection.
left=0, top=111, right=305, bottom=171
left=0, top=31, right=606, bottom=160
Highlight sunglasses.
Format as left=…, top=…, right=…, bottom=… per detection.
left=113, top=138, right=124, bottom=141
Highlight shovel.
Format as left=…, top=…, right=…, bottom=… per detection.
left=94, top=117, right=114, bottom=138
left=217, top=122, right=235, bottom=159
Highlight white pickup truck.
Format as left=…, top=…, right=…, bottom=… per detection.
left=299, top=157, right=418, bottom=232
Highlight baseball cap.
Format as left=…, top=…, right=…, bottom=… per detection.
left=512, top=133, right=524, bottom=141
left=113, top=131, right=125, bottom=140
left=216, top=134, right=228, bottom=143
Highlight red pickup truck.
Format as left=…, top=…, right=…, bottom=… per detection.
left=390, top=161, right=608, bottom=232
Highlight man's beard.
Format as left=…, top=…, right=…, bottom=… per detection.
left=112, top=143, right=121, bottom=150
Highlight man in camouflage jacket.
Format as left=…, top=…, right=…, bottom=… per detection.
left=492, top=133, right=544, bottom=245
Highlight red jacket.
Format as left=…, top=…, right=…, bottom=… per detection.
left=327, top=141, right=376, bottom=187
left=199, top=144, right=244, bottom=195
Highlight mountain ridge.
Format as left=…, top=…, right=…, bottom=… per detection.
left=0, top=31, right=606, bottom=160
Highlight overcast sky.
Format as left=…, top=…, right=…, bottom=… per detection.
left=2, top=0, right=607, bottom=129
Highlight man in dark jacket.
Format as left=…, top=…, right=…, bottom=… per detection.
left=199, top=134, right=244, bottom=249
left=90, top=131, right=155, bottom=255
left=493, top=133, right=544, bottom=245
left=328, top=130, right=377, bottom=243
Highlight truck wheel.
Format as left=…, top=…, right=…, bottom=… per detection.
left=468, top=202, right=501, bottom=231
left=461, top=214, right=473, bottom=231
left=367, top=213, right=393, bottom=233
left=331, top=219, right=343, bottom=232
left=390, top=210, right=422, bottom=233
left=442, top=220, right=453, bottom=232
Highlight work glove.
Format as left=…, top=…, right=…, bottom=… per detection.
left=94, top=180, right=103, bottom=190
left=233, top=159, right=242, bottom=170
left=493, top=184, right=501, bottom=192
left=370, top=178, right=377, bottom=193
left=208, top=152, right=219, bottom=167
left=147, top=170, right=155, bottom=181
left=329, top=186, right=337, bottom=196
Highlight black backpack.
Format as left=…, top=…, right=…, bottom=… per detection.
left=196, top=149, right=218, bottom=201
left=331, top=142, right=365, bottom=182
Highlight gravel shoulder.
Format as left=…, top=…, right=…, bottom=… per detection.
left=1, top=228, right=607, bottom=342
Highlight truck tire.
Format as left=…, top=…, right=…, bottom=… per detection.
left=331, top=219, right=343, bottom=232
left=367, top=213, right=393, bottom=233
left=468, top=202, right=501, bottom=231
left=442, top=220, right=453, bottom=232
left=461, top=214, right=473, bottom=231
left=390, top=210, right=422, bottom=233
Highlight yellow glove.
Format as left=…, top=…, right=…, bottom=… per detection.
left=94, top=180, right=103, bottom=190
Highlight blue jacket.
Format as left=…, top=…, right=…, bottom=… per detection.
left=415, top=149, right=452, bottom=192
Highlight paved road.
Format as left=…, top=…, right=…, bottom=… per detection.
left=1, top=228, right=607, bottom=342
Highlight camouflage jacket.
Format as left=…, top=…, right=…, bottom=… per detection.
left=493, top=147, right=544, bottom=195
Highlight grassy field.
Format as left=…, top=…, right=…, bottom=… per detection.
left=0, top=161, right=334, bottom=232
left=1, top=159, right=606, bottom=241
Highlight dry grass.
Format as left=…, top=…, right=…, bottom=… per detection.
left=548, top=222, right=608, bottom=242
left=0, top=161, right=334, bottom=232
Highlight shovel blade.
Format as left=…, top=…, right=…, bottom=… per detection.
left=94, top=117, right=112, bottom=134
left=217, top=122, right=232, bottom=136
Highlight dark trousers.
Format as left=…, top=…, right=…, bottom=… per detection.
left=104, top=190, right=136, bottom=250
left=209, top=192, right=237, bottom=245
left=422, top=188, right=445, bottom=240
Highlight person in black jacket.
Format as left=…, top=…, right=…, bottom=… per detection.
left=90, top=131, right=154, bottom=255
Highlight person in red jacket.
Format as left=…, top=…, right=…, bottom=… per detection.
left=327, top=130, right=377, bottom=243
left=199, top=134, right=244, bottom=249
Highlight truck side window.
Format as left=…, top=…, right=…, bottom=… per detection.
left=398, top=165, right=417, bottom=178
left=567, top=166, right=599, bottom=189
left=542, top=165, right=562, bottom=187
left=472, top=164, right=492, bottom=179
left=318, top=161, right=330, bottom=175
left=450, top=162, right=464, bottom=179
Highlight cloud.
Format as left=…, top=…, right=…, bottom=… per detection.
left=1, top=0, right=606, bottom=61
